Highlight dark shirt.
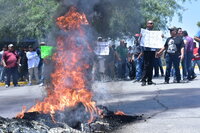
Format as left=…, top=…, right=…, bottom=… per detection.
left=3, top=51, right=19, bottom=68
left=164, top=36, right=184, bottom=55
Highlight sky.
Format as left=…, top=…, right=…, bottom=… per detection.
left=169, top=0, right=200, bottom=37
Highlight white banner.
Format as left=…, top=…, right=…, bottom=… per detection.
left=140, top=28, right=164, bottom=48
left=94, top=42, right=110, bottom=55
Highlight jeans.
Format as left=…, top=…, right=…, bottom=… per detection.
left=165, top=54, right=181, bottom=82
left=0, top=66, right=4, bottom=82
left=185, top=52, right=193, bottom=79
left=135, top=56, right=143, bottom=81
left=181, top=54, right=187, bottom=79
left=154, top=57, right=164, bottom=76
left=191, top=60, right=200, bottom=76
left=5, top=67, right=18, bottom=86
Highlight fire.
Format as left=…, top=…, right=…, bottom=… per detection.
left=17, top=6, right=98, bottom=123
left=115, top=111, right=126, bottom=116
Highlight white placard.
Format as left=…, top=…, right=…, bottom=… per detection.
left=140, top=28, right=164, bottom=48
left=94, top=42, right=110, bottom=55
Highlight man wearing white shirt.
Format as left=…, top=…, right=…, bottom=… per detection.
left=26, top=45, right=40, bottom=85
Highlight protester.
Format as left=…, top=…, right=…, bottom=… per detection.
left=177, top=28, right=188, bottom=80
left=140, top=20, right=157, bottom=86
left=2, top=44, right=20, bottom=87
left=194, top=30, right=200, bottom=54
left=36, top=42, right=46, bottom=85
left=105, top=43, right=119, bottom=80
left=156, top=27, right=184, bottom=84
left=0, top=45, right=7, bottom=82
left=132, top=33, right=143, bottom=82
left=18, top=47, right=28, bottom=81
left=26, top=45, right=40, bottom=85
left=116, top=40, right=128, bottom=79
left=127, top=46, right=135, bottom=80
left=182, top=30, right=194, bottom=80
left=191, top=42, right=200, bottom=78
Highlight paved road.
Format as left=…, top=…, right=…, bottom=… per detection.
left=93, top=71, right=200, bottom=133
left=0, top=70, right=200, bottom=133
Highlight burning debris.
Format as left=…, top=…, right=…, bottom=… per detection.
left=0, top=105, right=142, bottom=133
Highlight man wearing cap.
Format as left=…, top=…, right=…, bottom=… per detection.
left=156, top=27, right=184, bottom=83
left=132, top=33, right=143, bottom=82
left=2, top=44, right=20, bottom=87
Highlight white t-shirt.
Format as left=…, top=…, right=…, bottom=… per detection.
left=26, top=51, right=40, bottom=69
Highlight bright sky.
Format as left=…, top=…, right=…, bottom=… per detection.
left=169, top=0, right=200, bottom=37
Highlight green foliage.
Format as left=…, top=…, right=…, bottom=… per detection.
left=0, top=0, right=59, bottom=41
left=197, top=22, right=200, bottom=27
left=0, top=0, right=193, bottom=41
left=92, top=0, right=189, bottom=39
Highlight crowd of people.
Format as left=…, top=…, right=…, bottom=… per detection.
left=1, top=20, right=200, bottom=87
left=0, top=42, right=46, bottom=87
left=99, top=20, right=200, bottom=86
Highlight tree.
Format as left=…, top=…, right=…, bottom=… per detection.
left=197, top=21, right=200, bottom=27
left=92, top=0, right=190, bottom=39
left=0, top=0, right=193, bottom=41
left=0, top=0, right=59, bottom=41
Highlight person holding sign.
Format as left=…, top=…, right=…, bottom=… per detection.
left=140, top=20, right=157, bottom=86
left=39, top=43, right=54, bottom=86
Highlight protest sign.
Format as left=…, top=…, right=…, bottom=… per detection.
left=41, top=46, right=54, bottom=59
left=140, top=28, right=164, bottom=48
left=94, top=42, right=110, bottom=55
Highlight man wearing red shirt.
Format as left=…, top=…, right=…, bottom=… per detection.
left=2, top=44, right=20, bottom=87
left=191, top=42, right=200, bottom=79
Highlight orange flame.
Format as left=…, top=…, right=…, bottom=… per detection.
left=17, top=6, right=98, bottom=123
left=115, top=111, right=126, bottom=116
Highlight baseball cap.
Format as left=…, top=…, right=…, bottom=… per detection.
left=40, top=42, right=46, bottom=45
left=8, top=44, right=14, bottom=47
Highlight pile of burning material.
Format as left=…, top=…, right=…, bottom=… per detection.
left=0, top=105, right=142, bottom=133
left=0, top=6, right=143, bottom=133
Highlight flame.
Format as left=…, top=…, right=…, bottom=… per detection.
left=17, top=6, right=98, bottom=123
left=115, top=111, right=126, bottom=116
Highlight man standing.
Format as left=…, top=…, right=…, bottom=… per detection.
left=132, top=33, right=143, bottom=82
left=2, top=44, right=20, bottom=87
left=116, top=40, right=128, bottom=79
left=182, top=30, right=194, bottom=80
left=140, top=20, right=156, bottom=86
left=156, top=27, right=184, bottom=83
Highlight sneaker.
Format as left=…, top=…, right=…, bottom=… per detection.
left=5, top=85, right=9, bottom=88
left=148, top=81, right=156, bottom=85
left=141, top=81, right=146, bottom=86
